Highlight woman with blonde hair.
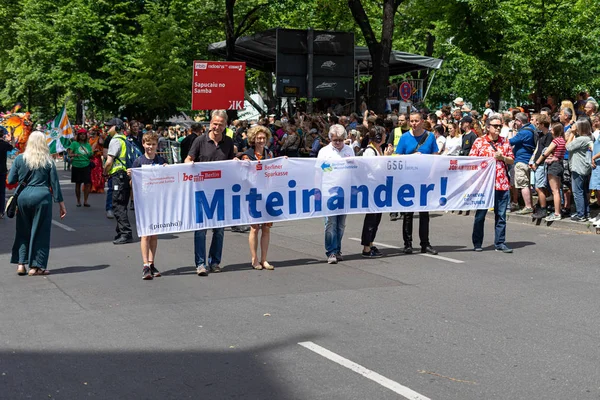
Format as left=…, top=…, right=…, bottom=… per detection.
left=8, top=131, right=66, bottom=276
left=242, top=125, right=275, bottom=270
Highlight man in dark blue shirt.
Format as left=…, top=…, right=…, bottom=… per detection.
left=509, top=112, right=536, bottom=214
left=395, top=112, right=439, bottom=255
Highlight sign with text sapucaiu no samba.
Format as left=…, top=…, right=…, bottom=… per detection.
left=191, top=61, right=246, bottom=110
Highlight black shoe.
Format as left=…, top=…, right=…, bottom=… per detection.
left=150, top=264, right=161, bottom=277
left=570, top=215, right=588, bottom=222
left=113, top=236, right=133, bottom=245
left=421, top=245, right=438, bottom=255
left=142, top=266, right=153, bottom=280
left=362, top=249, right=382, bottom=258
left=370, top=246, right=382, bottom=257
left=532, top=208, right=547, bottom=219
left=403, top=246, right=413, bottom=254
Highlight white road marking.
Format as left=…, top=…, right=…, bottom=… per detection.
left=418, top=254, right=464, bottom=264
left=52, top=220, right=76, bottom=232
left=298, top=341, right=431, bottom=400
left=348, top=238, right=464, bottom=264
left=349, top=238, right=401, bottom=249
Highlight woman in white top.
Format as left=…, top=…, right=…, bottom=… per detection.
left=360, top=126, right=394, bottom=258
left=443, top=122, right=462, bottom=156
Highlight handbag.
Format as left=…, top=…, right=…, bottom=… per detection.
left=5, top=169, right=34, bottom=218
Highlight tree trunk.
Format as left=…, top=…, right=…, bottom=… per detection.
left=488, top=79, right=501, bottom=111
left=245, top=88, right=265, bottom=116
left=76, top=92, right=84, bottom=125
left=348, top=0, right=401, bottom=114
left=225, top=0, right=236, bottom=61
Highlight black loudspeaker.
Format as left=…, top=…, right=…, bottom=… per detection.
left=312, top=31, right=354, bottom=99
left=276, top=29, right=308, bottom=97
left=276, top=29, right=355, bottom=99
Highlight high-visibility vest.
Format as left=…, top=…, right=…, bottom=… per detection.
left=226, top=128, right=234, bottom=138
left=109, top=133, right=127, bottom=175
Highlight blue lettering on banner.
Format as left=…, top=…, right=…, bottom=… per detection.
left=266, top=192, right=284, bottom=216
left=327, top=187, right=345, bottom=210
left=195, top=189, right=225, bottom=222
left=193, top=177, right=463, bottom=223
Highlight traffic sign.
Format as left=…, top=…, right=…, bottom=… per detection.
left=399, top=81, right=412, bottom=101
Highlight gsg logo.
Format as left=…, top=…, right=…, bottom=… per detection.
left=387, top=160, right=404, bottom=171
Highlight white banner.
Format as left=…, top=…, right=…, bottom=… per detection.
left=131, top=155, right=496, bottom=237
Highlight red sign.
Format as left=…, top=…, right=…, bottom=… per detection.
left=192, top=61, right=246, bottom=110
left=399, top=81, right=412, bottom=101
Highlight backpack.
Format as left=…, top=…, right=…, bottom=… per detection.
left=115, top=136, right=143, bottom=168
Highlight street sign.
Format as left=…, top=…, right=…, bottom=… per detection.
left=191, top=61, right=246, bottom=110
left=399, top=81, right=412, bottom=101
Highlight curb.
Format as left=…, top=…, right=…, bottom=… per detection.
left=440, top=210, right=597, bottom=234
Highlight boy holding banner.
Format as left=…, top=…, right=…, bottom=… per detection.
left=128, top=131, right=167, bottom=280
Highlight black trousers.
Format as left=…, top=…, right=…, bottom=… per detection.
left=111, top=172, right=132, bottom=239
left=402, top=212, right=430, bottom=248
left=361, top=213, right=382, bottom=246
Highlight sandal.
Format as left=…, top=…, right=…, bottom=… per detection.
left=252, top=263, right=263, bottom=270
left=261, top=261, right=275, bottom=270
left=83, top=203, right=91, bottom=207
left=28, top=268, right=50, bottom=276
left=17, top=265, right=27, bottom=276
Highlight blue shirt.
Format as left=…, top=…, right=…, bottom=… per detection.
left=564, top=124, right=572, bottom=160
left=509, top=123, right=536, bottom=164
left=395, top=130, right=438, bottom=155
left=310, top=137, right=321, bottom=157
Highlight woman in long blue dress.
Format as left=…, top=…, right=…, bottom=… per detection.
left=8, top=131, right=66, bottom=276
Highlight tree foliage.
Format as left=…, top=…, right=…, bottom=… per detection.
left=0, top=0, right=597, bottom=121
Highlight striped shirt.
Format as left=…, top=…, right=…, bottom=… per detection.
left=552, top=137, right=566, bottom=160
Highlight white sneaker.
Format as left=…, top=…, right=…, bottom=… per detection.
left=327, top=254, right=338, bottom=264
left=106, top=210, right=115, bottom=219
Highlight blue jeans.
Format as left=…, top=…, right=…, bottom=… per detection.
left=324, top=215, right=346, bottom=256
left=105, top=176, right=113, bottom=211
left=571, top=171, right=590, bottom=217
left=194, top=228, right=224, bottom=267
left=0, top=173, right=6, bottom=213
left=472, top=190, right=509, bottom=249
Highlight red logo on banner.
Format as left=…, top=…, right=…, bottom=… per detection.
left=192, top=61, right=246, bottom=110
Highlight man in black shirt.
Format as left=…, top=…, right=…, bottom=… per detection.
left=185, top=110, right=236, bottom=276
left=460, top=116, right=478, bottom=156
left=180, top=123, right=202, bottom=162
left=0, top=127, right=14, bottom=218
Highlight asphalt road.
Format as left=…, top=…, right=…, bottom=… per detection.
left=1, top=167, right=600, bottom=400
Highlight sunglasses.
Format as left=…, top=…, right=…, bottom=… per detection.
left=490, top=124, right=502, bottom=129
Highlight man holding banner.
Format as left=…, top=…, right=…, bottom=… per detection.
left=185, top=110, right=236, bottom=276
left=317, top=124, right=355, bottom=264
left=395, top=112, right=439, bottom=255
left=469, top=113, right=514, bottom=253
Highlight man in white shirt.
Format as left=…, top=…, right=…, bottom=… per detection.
left=317, top=124, right=355, bottom=264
